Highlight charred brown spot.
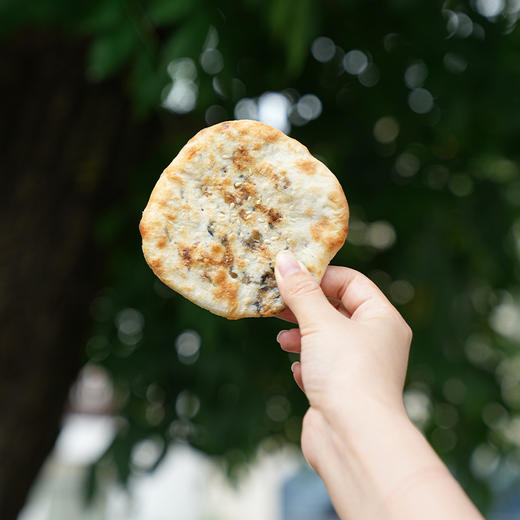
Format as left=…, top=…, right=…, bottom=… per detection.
left=297, top=160, right=316, bottom=174
left=232, top=147, right=252, bottom=170
left=223, top=252, right=234, bottom=266
left=239, top=208, right=247, bottom=220
left=181, top=247, right=193, bottom=267
left=207, top=222, right=215, bottom=236
left=223, top=191, right=239, bottom=204
left=267, top=208, right=282, bottom=225
left=254, top=201, right=282, bottom=226
left=210, top=243, right=225, bottom=261
left=245, top=229, right=262, bottom=249
left=212, top=268, right=239, bottom=311
left=237, top=183, right=254, bottom=200
left=156, top=238, right=167, bottom=249
left=229, top=271, right=238, bottom=279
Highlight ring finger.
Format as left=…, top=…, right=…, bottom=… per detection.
left=276, top=328, right=302, bottom=353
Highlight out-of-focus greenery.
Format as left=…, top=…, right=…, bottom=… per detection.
left=3, top=0, right=520, bottom=513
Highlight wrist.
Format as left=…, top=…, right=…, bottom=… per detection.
left=306, top=401, right=482, bottom=520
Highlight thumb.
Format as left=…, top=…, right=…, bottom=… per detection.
left=275, top=251, right=334, bottom=331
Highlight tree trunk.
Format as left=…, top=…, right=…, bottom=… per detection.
left=0, top=31, right=157, bottom=519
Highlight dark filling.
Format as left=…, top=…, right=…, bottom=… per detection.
left=245, top=229, right=262, bottom=249
left=207, top=222, right=215, bottom=236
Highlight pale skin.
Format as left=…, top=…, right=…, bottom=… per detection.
left=274, top=250, right=484, bottom=520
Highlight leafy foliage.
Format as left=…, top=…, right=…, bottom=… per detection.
left=3, top=0, right=520, bottom=513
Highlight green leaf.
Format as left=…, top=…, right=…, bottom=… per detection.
left=286, top=0, right=313, bottom=76
left=130, top=47, right=164, bottom=115
left=79, top=0, right=125, bottom=33
left=159, top=14, right=209, bottom=70
left=267, top=0, right=292, bottom=37
left=147, top=0, right=195, bottom=26
left=87, top=24, right=138, bottom=81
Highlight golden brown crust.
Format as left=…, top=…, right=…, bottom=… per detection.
left=140, top=120, right=349, bottom=319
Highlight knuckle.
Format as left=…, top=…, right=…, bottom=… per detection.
left=286, top=274, right=321, bottom=299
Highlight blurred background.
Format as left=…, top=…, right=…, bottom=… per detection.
left=1, top=0, right=520, bottom=518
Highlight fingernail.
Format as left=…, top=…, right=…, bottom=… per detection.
left=290, top=361, right=299, bottom=373
left=276, top=330, right=286, bottom=344
left=276, top=251, right=302, bottom=279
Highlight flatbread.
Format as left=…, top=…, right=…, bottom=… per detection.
left=139, top=120, right=349, bottom=319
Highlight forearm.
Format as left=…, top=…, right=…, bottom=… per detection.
left=311, top=403, right=484, bottom=520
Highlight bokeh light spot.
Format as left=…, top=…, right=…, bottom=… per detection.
left=475, top=0, right=505, bottom=18
left=470, top=443, right=499, bottom=478
left=175, top=329, right=201, bottom=365
left=395, top=153, right=420, bottom=177
left=373, top=116, right=399, bottom=144
left=449, top=174, right=473, bottom=197
left=131, top=437, right=164, bottom=472
left=234, top=98, right=258, bottom=120
left=296, top=94, right=322, bottom=121
left=257, top=92, right=291, bottom=133
left=389, top=280, right=415, bottom=305
left=205, top=104, right=228, bottom=125
left=200, top=48, right=224, bottom=75
left=175, top=390, right=200, bottom=419
left=366, top=221, right=396, bottom=250
left=311, top=36, right=336, bottom=63
left=443, top=378, right=467, bottom=404
left=404, top=389, right=432, bottom=429
left=265, top=395, right=291, bottom=422
left=162, top=79, right=197, bottom=114
left=443, top=53, right=468, bottom=73
left=404, top=61, right=428, bottom=89
left=343, top=50, right=368, bottom=75
left=359, top=64, right=380, bottom=87
left=408, top=88, right=434, bottom=114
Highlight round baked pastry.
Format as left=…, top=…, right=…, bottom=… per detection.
left=139, top=120, right=349, bottom=319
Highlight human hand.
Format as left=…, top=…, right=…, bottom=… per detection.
left=274, top=252, right=483, bottom=520
left=275, top=250, right=412, bottom=421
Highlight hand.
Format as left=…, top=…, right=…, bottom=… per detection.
left=274, top=251, right=483, bottom=520
left=275, top=250, right=412, bottom=421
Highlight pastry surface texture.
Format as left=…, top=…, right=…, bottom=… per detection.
left=139, top=120, right=349, bottom=319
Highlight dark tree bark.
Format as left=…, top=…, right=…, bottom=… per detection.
left=0, top=31, right=158, bottom=519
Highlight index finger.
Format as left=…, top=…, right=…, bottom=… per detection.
left=320, top=266, right=395, bottom=321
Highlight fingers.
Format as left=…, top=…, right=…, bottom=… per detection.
left=320, top=265, right=396, bottom=321
left=291, top=361, right=304, bottom=392
left=275, top=251, right=334, bottom=332
left=277, top=328, right=301, bottom=352
left=275, top=307, right=298, bottom=324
